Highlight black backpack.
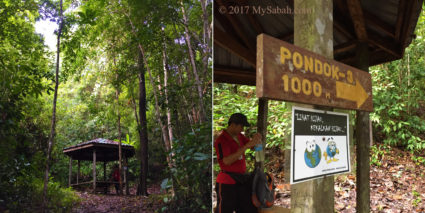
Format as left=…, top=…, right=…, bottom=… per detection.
left=251, top=167, right=276, bottom=208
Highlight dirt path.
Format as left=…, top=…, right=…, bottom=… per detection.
left=273, top=146, right=425, bottom=212
left=72, top=184, right=166, bottom=213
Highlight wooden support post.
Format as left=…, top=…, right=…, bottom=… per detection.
left=125, top=157, right=129, bottom=195
left=291, top=0, right=334, bottom=212
left=355, top=42, right=370, bottom=213
left=256, top=98, right=268, bottom=170
left=77, top=160, right=80, bottom=184
left=68, top=157, right=72, bottom=187
left=93, top=149, right=96, bottom=192
left=104, top=161, right=107, bottom=181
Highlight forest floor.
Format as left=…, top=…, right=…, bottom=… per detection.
left=71, top=183, right=166, bottom=213
left=271, top=145, right=425, bottom=212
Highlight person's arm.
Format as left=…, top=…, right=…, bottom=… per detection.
left=222, top=133, right=261, bottom=165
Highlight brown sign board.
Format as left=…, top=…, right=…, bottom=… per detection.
left=256, top=34, right=373, bottom=112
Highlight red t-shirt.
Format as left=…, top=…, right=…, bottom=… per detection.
left=214, top=130, right=250, bottom=184
left=113, top=169, right=120, bottom=181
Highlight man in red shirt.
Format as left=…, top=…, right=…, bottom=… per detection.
left=214, top=113, right=261, bottom=213
left=112, top=164, right=121, bottom=195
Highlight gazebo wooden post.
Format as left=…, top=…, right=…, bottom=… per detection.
left=355, top=42, right=371, bottom=213
left=93, top=149, right=96, bottom=192
left=68, top=157, right=72, bottom=187
left=103, top=161, right=107, bottom=181
left=256, top=98, right=268, bottom=170
left=77, top=160, right=80, bottom=184
left=125, top=157, right=129, bottom=195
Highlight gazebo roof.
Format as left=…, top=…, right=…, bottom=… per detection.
left=63, top=138, right=135, bottom=162
left=214, top=0, right=424, bottom=85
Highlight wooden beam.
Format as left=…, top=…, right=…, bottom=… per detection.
left=278, top=32, right=294, bottom=43
left=333, top=10, right=355, bottom=40
left=215, top=0, right=255, bottom=51
left=368, top=33, right=401, bottom=58
left=399, top=0, right=419, bottom=48
left=93, top=149, right=96, bottom=192
left=256, top=98, right=268, bottom=170
left=214, top=26, right=256, bottom=68
left=334, top=9, right=401, bottom=58
left=213, top=65, right=256, bottom=85
left=77, top=160, right=80, bottom=184
left=395, top=0, right=408, bottom=40
left=68, top=157, right=72, bottom=187
left=103, top=161, right=106, bottom=181
left=347, top=0, right=367, bottom=40
left=334, top=40, right=357, bottom=54
left=362, top=9, right=395, bottom=38
left=125, top=157, right=129, bottom=195
left=355, top=42, right=371, bottom=213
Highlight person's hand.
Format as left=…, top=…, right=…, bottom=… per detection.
left=246, top=133, right=262, bottom=148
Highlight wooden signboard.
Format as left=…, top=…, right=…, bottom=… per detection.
left=256, top=34, right=373, bottom=111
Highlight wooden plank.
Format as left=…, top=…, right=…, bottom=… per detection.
left=347, top=0, right=367, bottom=40
left=256, top=34, right=373, bottom=111
left=214, top=26, right=256, bottom=68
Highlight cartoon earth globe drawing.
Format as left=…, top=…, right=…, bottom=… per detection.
left=304, top=140, right=321, bottom=168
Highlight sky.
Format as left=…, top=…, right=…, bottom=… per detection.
left=34, top=19, right=58, bottom=52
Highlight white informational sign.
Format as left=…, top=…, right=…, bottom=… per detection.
left=290, top=107, right=351, bottom=184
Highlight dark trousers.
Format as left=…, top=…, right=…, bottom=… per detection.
left=215, top=182, right=257, bottom=213
left=114, top=183, right=120, bottom=195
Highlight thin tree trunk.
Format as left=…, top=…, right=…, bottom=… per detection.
left=137, top=51, right=149, bottom=196
left=180, top=0, right=206, bottom=123
left=116, top=88, right=123, bottom=195
left=126, top=14, right=173, bottom=168
left=42, top=0, right=62, bottom=211
left=176, top=66, right=196, bottom=133
left=407, top=53, right=411, bottom=115
left=200, top=0, right=211, bottom=80
left=162, top=32, right=174, bottom=149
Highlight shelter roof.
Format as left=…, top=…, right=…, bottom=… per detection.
left=214, top=0, right=424, bottom=85
left=63, top=138, right=135, bottom=162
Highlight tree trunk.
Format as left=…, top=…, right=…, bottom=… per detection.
left=407, top=53, right=411, bottom=115
left=180, top=0, right=206, bottom=123
left=200, top=0, right=211, bottom=81
left=162, top=32, right=174, bottom=150
left=42, top=0, right=62, bottom=211
left=137, top=51, right=149, bottom=196
left=126, top=16, right=173, bottom=168
left=116, top=88, right=123, bottom=195
left=176, top=66, right=196, bottom=132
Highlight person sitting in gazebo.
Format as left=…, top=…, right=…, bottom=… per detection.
left=111, top=164, right=121, bottom=195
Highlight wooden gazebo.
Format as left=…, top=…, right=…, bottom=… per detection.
left=63, top=138, right=135, bottom=193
